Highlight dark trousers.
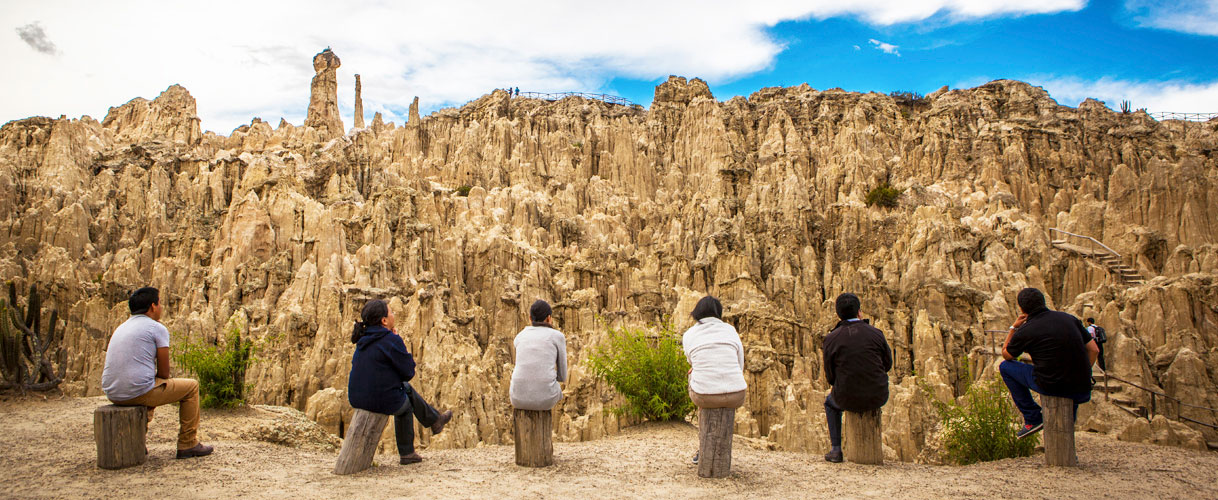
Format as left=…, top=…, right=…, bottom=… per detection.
left=999, top=360, right=1090, bottom=427
left=392, top=382, right=440, bottom=456
left=824, top=393, right=843, bottom=448
left=1096, top=342, right=1107, bottom=371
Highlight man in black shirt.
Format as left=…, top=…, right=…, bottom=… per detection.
left=822, top=293, right=893, bottom=462
left=1001, top=288, right=1099, bottom=439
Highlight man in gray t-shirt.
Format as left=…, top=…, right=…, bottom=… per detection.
left=101, top=287, right=213, bottom=459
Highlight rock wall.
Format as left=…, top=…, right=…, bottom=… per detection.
left=2, top=69, right=1217, bottom=459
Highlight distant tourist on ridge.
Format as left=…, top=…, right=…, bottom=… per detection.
left=509, top=300, right=568, bottom=411
left=682, top=295, right=747, bottom=464
left=821, top=292, right=892, bottom=463
left=101, top=287, right=214, bottom=459
left=1001, top=288, right=1097, bottom=439
left=347, top=299, right=453, bottom=465
left=1085, top=317, right=1108, bottom=372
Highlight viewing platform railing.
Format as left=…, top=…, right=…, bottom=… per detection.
left=516, top=91, right=635, bottom=106
left=1149, top=112, right=1218, bottom=122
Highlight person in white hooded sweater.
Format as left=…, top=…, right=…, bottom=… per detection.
left=683, top=295, right=748, bottom=410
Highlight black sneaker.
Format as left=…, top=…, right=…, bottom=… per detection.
left=431, top=410, right=453, bottom=434
left=824, top=449, right=843, bottom=463
left=1017, top=423, right=1043, bottom=439
left=175, top=443, right=214, bottom=459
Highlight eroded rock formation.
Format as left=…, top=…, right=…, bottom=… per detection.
left=353, top=74, right=364, bottom=130
left=2, top=66, right=1217, bottom=459
left=305, top=48, right=343, bottom=137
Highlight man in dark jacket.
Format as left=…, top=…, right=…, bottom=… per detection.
left=822, top=293, right=893, bottom=463
left=1001, top=288, right=1098, bottom=439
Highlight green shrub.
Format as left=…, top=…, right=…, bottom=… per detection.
left=586, top=319, right=693, bottom=421
left=889, top=90, right=925, bottom=102
left=455, top=185, right=472, bottom=196
left=174, top=326, right=255, bottom=408
left=865, top=182, right=903, bottom=208
left=923, top=377, right=1039, bottom=465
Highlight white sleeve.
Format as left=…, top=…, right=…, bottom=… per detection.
left=154, top=323, right=170, bottom=349
left=555, top=333, right=568, bottom=383
left=737, top=340, right=745, bottom=371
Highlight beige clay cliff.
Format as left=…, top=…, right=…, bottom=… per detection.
left=1, top=49, right=1216, bottom=459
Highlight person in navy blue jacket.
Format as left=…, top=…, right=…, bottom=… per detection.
left=347, top=299, right=453, bottom=464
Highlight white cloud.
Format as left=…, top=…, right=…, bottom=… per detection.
left=2, top=1, right=1087, bottom=133
left=868, top=38, right=901, bottom=56
left=1027, top=75, right=1218, bottom=112
left=15, top=22, right=56, bottom=55
left=1125, top=0, right=1218, bottom=36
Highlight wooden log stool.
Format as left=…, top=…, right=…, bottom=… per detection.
left=334, top=409, right=390, bottom=475
left=94, top=404, right=148, bottom=470
left=513, top=409, right=554, bottom=467
left=843, top=408, right=883, bottom=465
left=1042, top=395, right=1077, bottom=466
left=697, top=407, right=735, bottom=478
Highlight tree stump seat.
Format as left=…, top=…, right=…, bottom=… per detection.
left=333, top=409, right=390, bottom=475
left=697, top=407, right=735, bottom=478
left=513, top=408, right=553, bottom=467
left=844, top=408, right=883, bottom=465
left=94, top=404, right=148, bottom=470
left=1043, top=395, right=1077, bottom=466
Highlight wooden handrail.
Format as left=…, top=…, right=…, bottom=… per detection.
left=1101, top=372, right=1218, bottom=430
left=1049, top=228, right=1122, bottom=259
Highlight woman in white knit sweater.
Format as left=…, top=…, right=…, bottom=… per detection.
left=683, top=296, right=747, bottom=410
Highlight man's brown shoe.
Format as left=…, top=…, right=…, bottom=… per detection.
left=431, top=410, right=453, bottom=434
left=400, top=452, right=423, bottom=465
left=175, top=443, right=214, bottom=459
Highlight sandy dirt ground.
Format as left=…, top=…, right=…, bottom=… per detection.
left=2, top=394, right=1217, bottom=499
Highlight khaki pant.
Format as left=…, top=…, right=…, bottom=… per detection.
left=689, top=388, right=746, bottom=409
left=111, top=378, right=200, bottom=450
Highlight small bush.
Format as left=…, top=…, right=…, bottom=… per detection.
left=586, top=319, right=693, bottom=421
left=923, top=377, right=1039, bottom=465
left=889, top=90, right=925, bottom=102
left=865, top=182, right=903, bottom=207
left=174, top=326, right=255, bottom=408
left=455, top=185, right=472, bottom=196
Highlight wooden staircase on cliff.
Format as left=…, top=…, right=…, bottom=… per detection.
left=1049, top=228, right=1147, bottom=285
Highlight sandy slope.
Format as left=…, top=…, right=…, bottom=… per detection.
left=2, top=395, right=1216, bottom=499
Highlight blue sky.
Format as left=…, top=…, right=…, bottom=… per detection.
left=3, top=1, right=1217, bottom=133
left=607, top=1, right=1218, bottom=111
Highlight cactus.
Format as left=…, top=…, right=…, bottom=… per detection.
left=1120, top=100, right=1132, bottom=114
left=0, top=282, right=65, bottom=392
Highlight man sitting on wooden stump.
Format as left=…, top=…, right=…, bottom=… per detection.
left=821, top=293, right=892, bottom=463
left=1000, top=287, right=1098, bottom=439
left=101, top=287, right=213, bottom=459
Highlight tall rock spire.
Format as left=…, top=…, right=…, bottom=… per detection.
left=408, top=96, right=420, bottom=126
left=353, top=74, right=365, bottom=129
left=305, top=48, right=344, bottom=137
